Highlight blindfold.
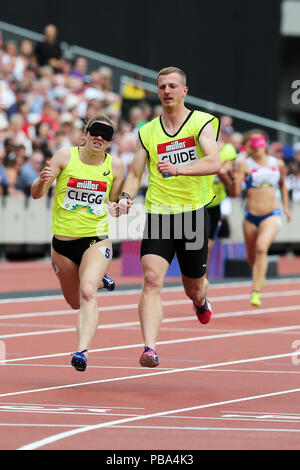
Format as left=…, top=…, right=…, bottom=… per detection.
left=87, top=122, right=114, bottom=141
left=248, top=135, right=267, bottom=149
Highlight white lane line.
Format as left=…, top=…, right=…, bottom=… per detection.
left=106, top=424, right=300, bottom=433
left=0, top=349, right=299, bottom=399
left=1, top=289, right=299, bottom=322
left=1, top=303, right=300, bottom=340
left=0, top=277, right=299, bottom=304
left=18, top=384, right=300, bottom=450
left=1, top=322, right=300, bottom=365
left=1, top=422, right=300, bottom=434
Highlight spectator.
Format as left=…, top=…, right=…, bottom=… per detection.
left=16, top=151, right=45, bottom=195
left=1, top=40, right=25, bottom=81
left=58, top=112, right=75, bottom=147
left=19, top=39, right=37, bottom=71
left=70, top=56, right=89, bottom=81
left=5, top=155, right=25, bottom=196
left=269, top=141, right=284, bottom=160
left=3, top=137, right=15, bottom=166
left=35, top=24, right=62, bottom=71
left=0, top=114, right=9, bottom=149
left=39, top=102, right=59, bottom=137
left=33, top=121, right=52, bottom=158
left=6, top=86, right=26, bottom=119
left=118, top=132, right=136, bottom=176
left=9, top=113, right=32, bottom=155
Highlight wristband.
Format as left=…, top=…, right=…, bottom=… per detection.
left=118, top=192, right=131, bottom=202
left=175, top=166, right=179, bottom=176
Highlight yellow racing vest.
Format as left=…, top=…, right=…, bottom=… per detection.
left=139, top=110, right=220, bottom=214
left=207, top=142, right=237, bottom=208
left=51, top=147, right=113, bottom=237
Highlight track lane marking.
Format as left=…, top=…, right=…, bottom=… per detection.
left=17, top=383, right=300, bottom=449
left=1, top=322, right=300, bottom=365
left=1, top=304, right=300, bottom=339
left=0, top=277, right=299, bottom=304
left=0, top=349, right=299, bottom=399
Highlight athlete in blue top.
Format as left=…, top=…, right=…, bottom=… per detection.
left=230, top=130, right=291, bottom=306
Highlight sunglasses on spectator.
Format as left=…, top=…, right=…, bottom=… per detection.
left=87, top=122, right=114, bottom=141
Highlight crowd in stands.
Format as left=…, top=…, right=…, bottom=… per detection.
left=0, top=23, right=300, bottom=204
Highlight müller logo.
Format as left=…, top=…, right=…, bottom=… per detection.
left=76, top=180, right=99, bottom=190
left=166, top=140, right=186, bottom=152
left=67, top=178, right=107, bottom=192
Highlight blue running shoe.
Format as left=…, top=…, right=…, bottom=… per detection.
left=71, top=349, right=88, bottom=372
left=139, top=346, right=160, bottom=368
left=102, top=274, right=115, bottom=291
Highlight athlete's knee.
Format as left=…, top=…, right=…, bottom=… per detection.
left=255, top=242, right=268, bottom=256
left=143, top=270, right=164, bottom=293
left=80, top=280, right=98, bottom=303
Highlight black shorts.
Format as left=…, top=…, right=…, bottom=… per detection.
left=52, top=235, right=108, bottom=266
left=140, top=207, right=210, bottom=278
left=207, top=204, right=222, bottom=240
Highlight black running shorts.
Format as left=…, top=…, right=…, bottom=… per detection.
left=207, top=204, right=222, bottom=240
left=140, top=207, right=210, bottom=278
left=52, top=235, right=108, bottom=266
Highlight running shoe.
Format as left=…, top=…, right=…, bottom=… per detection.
left=193, top=298, right=213, bottom=324
left=102, top=274, right=115, bottom=291
left=71, top=349, right=88, bottom=372
left=251, top=291, right=261, bottom=307
left=139, top=346, right=160, bottom=368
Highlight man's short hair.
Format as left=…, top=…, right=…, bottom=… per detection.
left=157, top=67, right=187, bottom=86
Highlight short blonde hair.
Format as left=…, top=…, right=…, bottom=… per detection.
left=157, top=66, right=187, bottom=86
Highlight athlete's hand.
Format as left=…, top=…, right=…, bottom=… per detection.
left=157, top=161, right=177, bottom=176
left=39, top=160, right=54, bottom=183
left=107, top=201, right=120, bottom=218
left=284, top=207, right=292, bottom=223
left=119, top=198, right=133, bottom=215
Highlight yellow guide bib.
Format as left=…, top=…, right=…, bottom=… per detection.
left=208, top=142, right=237, bottom=208
left=51, top=147, right=113, bottom=237
left=139, top=110, right=219, bottom=214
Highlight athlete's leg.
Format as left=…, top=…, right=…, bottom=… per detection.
left=206, top=239, right=214, bottom=277
left=138, top=254, right=170, bottom=351
left=252, top=216, right=280, bottom=292
left=182, top=273, right=208, bottom=308
left=51, top=247, right=80, bottom=310
left=243, top=219, right=258, bottom=269
left=76, top=238, right=113, bottom=353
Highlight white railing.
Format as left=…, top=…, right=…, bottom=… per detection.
left=120, top=75, right=300, bottom=142
left=0, top=196, right=299, bottom=244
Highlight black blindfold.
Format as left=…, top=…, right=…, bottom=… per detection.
left=87, top=122, right=114, bottom=141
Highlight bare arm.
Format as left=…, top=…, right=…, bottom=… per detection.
left=109, top=157, right=125, bottom=202
left=107, top=137, right=148, bottom=217
left=218, top=160, right=234, bottom=189
left=229, top=160, right=249, bottom=197
left=157, top=122, right=221, bottom=177
left=121, top=136, right=148, bottom=199
left=31, top=148, right=69, bottom=199
left=278, top=159, right=292, bottom=222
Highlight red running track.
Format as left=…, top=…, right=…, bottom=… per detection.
left=0, top=260, right=300, bottom=450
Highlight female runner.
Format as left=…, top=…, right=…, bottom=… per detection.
left=230, top=130, right=291, bottom=306
left=31, top=115, right=124, bottom=371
